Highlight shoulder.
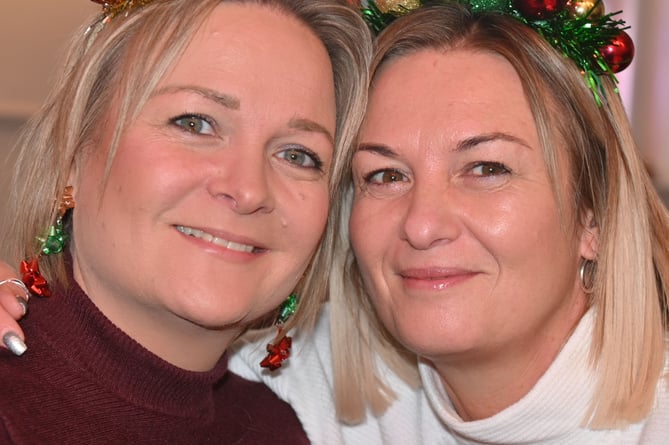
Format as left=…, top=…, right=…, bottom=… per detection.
left=229, top=302, right=333, bottom=385
left=228, top=303, right=445, bottom=445
left=229, top=303, right=341, bottom=444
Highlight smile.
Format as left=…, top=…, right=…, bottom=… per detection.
left=175, top=225, right=257, bottom=253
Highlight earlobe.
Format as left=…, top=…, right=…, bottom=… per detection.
left=579, top=209, right=598, bottom=260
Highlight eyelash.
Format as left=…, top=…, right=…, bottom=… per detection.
left=363, top=168, right=408, bottom=184
left=277, top=145, right=323, bottom=171
left=169, top=114, right=324, bottom=171
left=170, top=113, right=216, bottom=135
left=360, top=161, right=510, bottom=186
left=469, top=161, right=511, bottom=177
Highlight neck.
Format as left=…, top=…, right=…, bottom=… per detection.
left=107, top=306, right=241, bottom=371
left=71, top=264, right=241, bottom=372
left=432, top=300, right=587, bottom=421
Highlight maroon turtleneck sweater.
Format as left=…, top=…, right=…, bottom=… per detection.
left=0, top=278, right=309, bottom=444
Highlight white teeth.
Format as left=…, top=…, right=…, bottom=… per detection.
left=176, top=225, right=255, bottom=253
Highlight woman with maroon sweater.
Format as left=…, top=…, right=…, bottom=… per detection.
left=0, top=0, right=370, bottom=443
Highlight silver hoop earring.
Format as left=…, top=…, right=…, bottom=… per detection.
left=579, top=258, right=596, bottom=293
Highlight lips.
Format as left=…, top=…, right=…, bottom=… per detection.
left=175, top=225, right=260, bottom=253
left=399, top=267, right=478, bottom=290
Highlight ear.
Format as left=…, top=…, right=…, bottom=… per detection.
left=66, top=162, right=80, bottom=195
left=578, top=209, right=598, bottom=260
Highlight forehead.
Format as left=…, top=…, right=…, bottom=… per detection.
left=363, top=49, right=535, bottom=144
left=158, top=2, right=335, bottom=121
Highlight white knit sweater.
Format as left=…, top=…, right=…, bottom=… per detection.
left=229, top=304, right=445, bottom=444
left=419, top=310, right=669, bottom=444
left=229, top=306, right=669, bottom=444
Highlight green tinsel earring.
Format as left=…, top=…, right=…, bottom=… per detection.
left=20, top=186, right=75, bottom=298
left=260, top=293, right=298, bottom=370
left=38, top=186, right=75, bottom=255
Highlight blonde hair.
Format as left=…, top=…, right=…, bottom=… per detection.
left=7, top=0, right=371, bottom=334
left=331, top=2, right=669, bottom=427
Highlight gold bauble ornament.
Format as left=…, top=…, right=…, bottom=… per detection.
left=566, top=0, right=605, bottom=20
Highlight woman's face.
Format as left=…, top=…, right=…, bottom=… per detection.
left=69, top=3, right=335, bottom=362
left=350, top=49, right=593, bottom=371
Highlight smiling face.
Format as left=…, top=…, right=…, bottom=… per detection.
left=350, top=49, right=592, bottom=374
left=69, top=2, right=336, bottom=368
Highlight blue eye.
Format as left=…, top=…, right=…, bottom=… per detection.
left=365, top=169, right=408, bottom=184
left=172, top=114, right=215, bottom=135
left=277, top=146, right=322, bottom=170
left=471, top=162, right=510, bottom=176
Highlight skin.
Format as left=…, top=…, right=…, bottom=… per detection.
left=1, top=2, right=336, bottom=372
left=350, top=49, right=596, bottom=420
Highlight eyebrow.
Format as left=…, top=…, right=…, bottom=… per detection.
left=357, top=143, right=398, bottom=158
left=455, top=132, right=532, bottom=152
left=288, top=117, right=334, bottom=145
left=153, top=85, right=240, bottom=110
left=151, top=87, right=332, bottom=142
left=357, top=132, right=531, bottom=157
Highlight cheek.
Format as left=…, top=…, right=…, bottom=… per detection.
left=349, top=198, right=389, bottom=283
left=474, top=194, right=570, bottom=275
left=288, top=186, right=330, bottom=252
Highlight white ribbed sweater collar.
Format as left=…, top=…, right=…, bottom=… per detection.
left=419, top=310, right=611, bottom=444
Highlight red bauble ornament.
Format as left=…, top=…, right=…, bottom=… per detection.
left=513, top=0, right=568, bottom=20
left=600, top=30, right=635, bottom=73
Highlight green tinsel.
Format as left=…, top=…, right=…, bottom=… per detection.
left=361, top=1, right=403, bottom=33
left=360, top=0, right=630, bottom=105
left=276, top=293, right=299, bottom=325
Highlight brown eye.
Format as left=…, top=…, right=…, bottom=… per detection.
left=366, top=169, right=408, bottom=184
left=471, top=162, right=510, bottom=176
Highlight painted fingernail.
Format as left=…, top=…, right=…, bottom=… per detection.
left=16, top=296, right=28, bottom=316
left=3, top=331, right=27, bottom=356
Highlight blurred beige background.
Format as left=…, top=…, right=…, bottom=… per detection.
left=0, top=0, right=667, bottom=261
left=0, top=1, right=98, bottom=259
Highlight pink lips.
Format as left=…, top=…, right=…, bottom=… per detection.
left=399, top=268, right=477, bottom=291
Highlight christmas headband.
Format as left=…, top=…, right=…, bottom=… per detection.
left=91, top=0, right=154, bottom=21
left=86, top=0, right=155, bottom=34
left=360, top=0, right=634, bottom=105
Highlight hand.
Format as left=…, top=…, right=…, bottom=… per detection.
left=0, top=261, right=29, bottom=355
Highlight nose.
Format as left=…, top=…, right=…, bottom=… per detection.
left=206, top=149, right=275, bottom=215
left=401, top=178, right=461, bottom=250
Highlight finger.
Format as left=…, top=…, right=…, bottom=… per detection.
left=0, top=318, right=27, bottom=356
left=0, top=290, right=28, bottom=319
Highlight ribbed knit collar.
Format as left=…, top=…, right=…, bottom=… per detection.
left=419, top=310, right=598, bottom=444
left=29, top=276, right=230, bottom=420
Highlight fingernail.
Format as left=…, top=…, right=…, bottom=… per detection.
left=16, top=296, right=28, bottom=316
left=3, top=331, right=27, bottom=356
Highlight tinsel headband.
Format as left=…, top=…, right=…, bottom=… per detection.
left=91, top=0, right=155, bottom=21
left=86, top=0, right=155, bottom=34
left=360, top=0, right=635, bottom=105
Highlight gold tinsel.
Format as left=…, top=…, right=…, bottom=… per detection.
left=375, top=0, right=421, bottom=15
left=91, top=0, right=155, bottom=20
